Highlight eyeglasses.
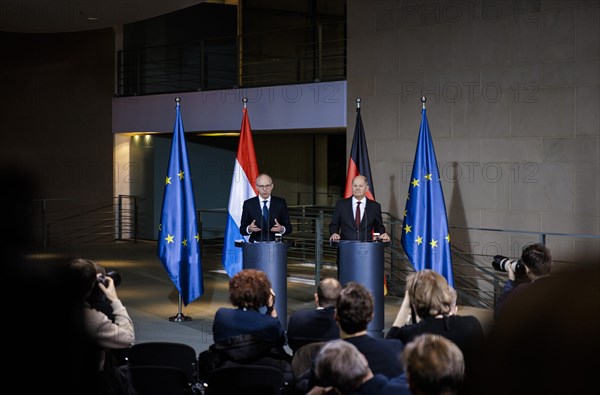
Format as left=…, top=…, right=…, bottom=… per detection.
left=257, top=184, right=272, bottom=189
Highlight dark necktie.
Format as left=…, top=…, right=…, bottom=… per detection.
left=262, top=200, right=269, bottom=227
left=355, top=201, right=361, bottom=230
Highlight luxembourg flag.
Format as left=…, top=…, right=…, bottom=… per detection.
left=222, top=107, right=259, bottom=277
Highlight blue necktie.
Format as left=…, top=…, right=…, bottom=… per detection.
left=262, top=200, right=269, bottom=227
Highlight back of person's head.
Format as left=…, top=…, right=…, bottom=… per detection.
left=407, top=270, right=454, bottom=319
left=229, top=268, right=271, bottom=309
left=317, top=277, right=342, bottom=308
left=314, top=340, right=370, bottom=394
left=520, top=243, right=552, bottom=276
left=470, top=264, right=599, bottom=395
left=447, top=286, right=458, bottom=315
left=67, top=257, right=98, bottom=302
left=336, top=281, right=373, bottom=334
left=402, top=334, right=465, bottom=395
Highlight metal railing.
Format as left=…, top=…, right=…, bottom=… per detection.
left=33, top=195, right=140, bottom=250
left=33, top=196, right=598, bottom=309
left=198, top=206, right=600, bottom=309
left=117, top=22, right=346, bottom=96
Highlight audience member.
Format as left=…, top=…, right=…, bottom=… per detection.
left=494, top=243, right=553, bottom=320
left=87, top=261, right=128, bottom=366
left=337, top=281, right=404, bottom=378
left=287, top=277, right=341, bottom=353
left=87, top=261, right=115, bottom=320
left=199, top=269, right=292, bottom=386
left=212, top=268, right=285, bottom=344
left=307, top=340, right=410, bottom=395
left=68, top=257, right=135, bottom=394
left=385, top=270, right=483, bottom=391
left=402, top=334, right=465, bottom=395
left=470, top=261, right=599, bottom=395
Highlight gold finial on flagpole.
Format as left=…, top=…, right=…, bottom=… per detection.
left=421, top=96, right=426, bottom=109
left=242, top=97, right=248, bottom=109
left=356, top=97, right=361, bottom=110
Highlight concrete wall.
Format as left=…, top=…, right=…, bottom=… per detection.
left=347, top=0, right=599, bottom=264
left=0, top=29, right=115, bottom=250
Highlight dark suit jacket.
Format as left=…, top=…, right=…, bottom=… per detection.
left=286, top=306, right=340, bottom=352
left=329, top=197, right=386, bottom=241
left=240, top=195, right=292, bottom=242
left=213, top=307, right=286, bottom=346
left=345, top=335, right=404, bottom=379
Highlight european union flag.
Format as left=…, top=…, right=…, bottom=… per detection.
left=401, top=105, right=454, bottom=287
left=157, top=99, right=203, bottom=305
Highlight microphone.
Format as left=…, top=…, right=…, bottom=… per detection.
left=363, top=202, right=368, bottom=242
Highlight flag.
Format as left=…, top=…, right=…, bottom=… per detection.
left=344, top=107, right=375, bottom=200
left=401, top=107, right=454, bottom=287
left=222, top=107, right=259, bottom=277
left=157, top=100, right=203, bottom=305
left=344, top=106, right=387, bottom=294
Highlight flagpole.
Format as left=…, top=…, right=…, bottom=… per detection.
left=243, top=96, right=247, bottom=108
left=356, top=96, right=361, bottom=109
left=169, top=294, right=191, bottom=322
left=422, top=95, right=426, bottom=109
left=166, top=97, right=192, bottom=322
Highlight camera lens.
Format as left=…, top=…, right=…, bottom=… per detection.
left=492, top=255, right=519, bottom=273
left=107, top=271, right=121, bottom=287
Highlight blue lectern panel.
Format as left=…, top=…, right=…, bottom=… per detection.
left=241, top=241, right=288, bottom=330
left=338, top=241, right=385, bottom=337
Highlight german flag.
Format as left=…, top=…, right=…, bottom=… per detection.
left=344, top=103, right=388, bottom=295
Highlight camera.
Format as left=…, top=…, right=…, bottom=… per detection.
left=97, top=270, right=122, bottom=288
left=492, top=255, right=528, bottom=281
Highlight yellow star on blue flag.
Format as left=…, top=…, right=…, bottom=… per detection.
left=400, top=102, right=454, bottom=287
left=157, top=99, right=204, bottom=305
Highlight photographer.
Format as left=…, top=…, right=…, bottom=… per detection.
left=86, top=261, right=128, bottom=366
left=385, top=270, right=483, bottom=393
left=68, top=258, right=135, bottom=394
left=494, top=243, right=553, bottom=321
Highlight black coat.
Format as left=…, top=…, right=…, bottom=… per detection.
left=286, top=306, right=340, bottom=353
left=329, top=197, right=386, bottom=241
left=239, top=195, right=292, bottom=242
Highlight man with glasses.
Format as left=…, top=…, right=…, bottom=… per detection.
left=240, top=173, right=293, bottom=242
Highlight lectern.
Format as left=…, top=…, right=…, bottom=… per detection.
left=240, top=241, right=289, bottom=330
left=336, top=240, right=388, bottom=337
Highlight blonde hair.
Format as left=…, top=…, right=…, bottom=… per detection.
left=402, top=334, right=465, bottom=395
left=406, top=270, right=454, bottom=318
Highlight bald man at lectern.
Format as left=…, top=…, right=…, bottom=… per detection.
left=240, top=173, right=293, bottom=242
left=329, top=175, right=390, bottom=243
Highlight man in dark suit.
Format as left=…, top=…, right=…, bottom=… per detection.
left=329, top=175, right=390, bottom=242
left=337, top=281, right=404, bottom=379
left=286, top=277, right=342, bottom=353
left=240, top=173, right=293, bottom=242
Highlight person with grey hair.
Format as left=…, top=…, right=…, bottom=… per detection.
left=240, top=173, right=293, bottom=242
left=307, top=340, right=410, bottom=395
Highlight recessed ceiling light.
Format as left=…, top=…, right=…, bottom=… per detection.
left=88, top=17, right=99, bottom=21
